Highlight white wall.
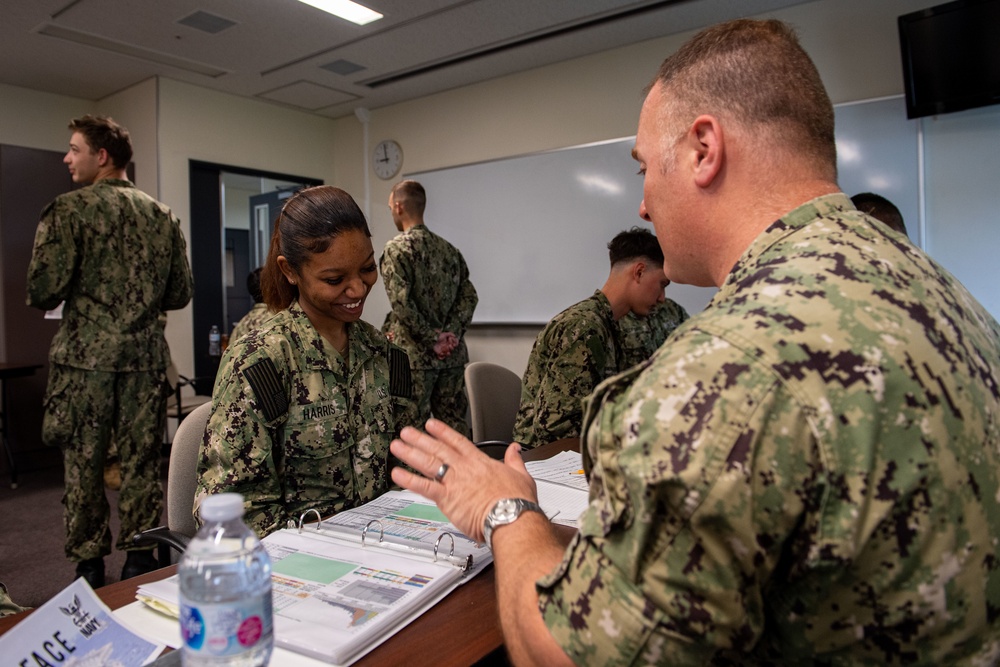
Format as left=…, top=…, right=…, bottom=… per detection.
left=0, top=83, right=91, bottom=151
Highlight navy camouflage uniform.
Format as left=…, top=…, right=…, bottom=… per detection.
left=195, top=301, right=415, bottom=537
left=26, top=179, right=193, bottom=563
left=381, top=223, right=477, bottom=436
left=513, top=290, right=622, bottom=448
left=230, top=302, right=272, bottom=343
left=616, top=298, right=689, bottom=368
left=537, top=194, right=1000, bottom=664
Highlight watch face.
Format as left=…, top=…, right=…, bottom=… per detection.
left=373, top=140, right=402, bottom=180
left=494, top=498, right=519, bottom=522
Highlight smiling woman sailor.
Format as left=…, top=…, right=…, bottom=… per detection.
left=194, top=186, right=415, bottom=537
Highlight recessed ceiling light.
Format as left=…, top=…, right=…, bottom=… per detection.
left=295, top=0, right=382, bottom=26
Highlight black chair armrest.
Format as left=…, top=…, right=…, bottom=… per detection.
left=133, top=526, right=192, bottom=563
left=475, top=440, right=511, bottom=460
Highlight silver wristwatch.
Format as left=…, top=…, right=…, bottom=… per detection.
left=483, top=498, right=545, bottom=549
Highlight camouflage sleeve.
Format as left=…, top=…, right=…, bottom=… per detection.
left=518, top=318, right=613, bottom=446
left=194, top=343, right=291, bottom=537
left=444, top=255, right=478, bottom=336
left=380, top=244, right=440, bottom=349
left=25, top=201, right=76, bottom=310
left=538, top=329, right=812, bottom=664
left=162, top=213, right=194, bottom=311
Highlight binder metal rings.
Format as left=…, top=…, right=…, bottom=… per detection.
left=361, top=519, right=385, bottom=547
left=297, top=508, right=323, bottom=532
left=433, top=532, right=456, bottom=562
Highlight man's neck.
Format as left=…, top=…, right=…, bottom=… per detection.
left=93, top=166, right=129, bottom=183
left=599, top=278, right=630, bottom=321
left=400, top=217, right=424, bottom=232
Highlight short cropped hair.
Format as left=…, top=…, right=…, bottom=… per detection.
left=68, top=115, right=133, bottom=169
left=608, top=227, right=664, bottom=267
left=649, top=19, right=836, bottom=179
left=851, top=192, right=907, bottom=237
left=391, top=180, right=427, bottom=217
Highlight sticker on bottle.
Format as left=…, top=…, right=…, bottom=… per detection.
left=180, top=593, right=271, bottom=656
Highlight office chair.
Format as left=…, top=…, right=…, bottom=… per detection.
left=164, top=362, right=212, bottom=442
left=134, top=399, right=213, bottom=563
left=464, top=362, right=523, bottom=456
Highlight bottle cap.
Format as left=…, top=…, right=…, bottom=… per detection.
left=200, top=493, right=244, bottom=522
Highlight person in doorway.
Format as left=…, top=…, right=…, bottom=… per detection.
left=389, top=19, right=1000, bottom=663
left=196, top=185, right=415, bottom=537
left=230, top=267, right=270, bottom=343
left=381, top=180, right=478, bottom=436
left=27, top=115, right=194, bottom=587
left=512, top=227, right=668, bottom=448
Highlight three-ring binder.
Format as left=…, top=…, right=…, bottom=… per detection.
left=296, top=510, right=474, bottom=572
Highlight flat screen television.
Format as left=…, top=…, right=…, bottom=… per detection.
left=898, top=0, right=1000, bottom=119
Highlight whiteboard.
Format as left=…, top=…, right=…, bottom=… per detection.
left=834, top=96, right=921, bottom=247
left=412, top=95, right=999, bottom=324
left=410, top=138, right=716, bottom=324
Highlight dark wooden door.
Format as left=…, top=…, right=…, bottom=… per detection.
left=0, top=145, right=76, bottom=472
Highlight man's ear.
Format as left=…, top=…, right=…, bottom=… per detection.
left=96, top=148, right=111, bottom=167
left=631, top=260, right=646, bottom=283
left=688, top=114, right=724, bottom=188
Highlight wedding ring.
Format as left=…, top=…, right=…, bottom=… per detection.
left=434, top=463, right=450, bottom=482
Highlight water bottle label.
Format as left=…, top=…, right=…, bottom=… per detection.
left=180, top=594, right=272, bottom=656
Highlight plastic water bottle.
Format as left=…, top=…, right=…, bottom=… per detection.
left=179, top=493, right=273, bottom=666
left=208, top=325, right=222, bottom=357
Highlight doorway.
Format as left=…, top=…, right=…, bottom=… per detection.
left=189, top=161, right=321, bottom=390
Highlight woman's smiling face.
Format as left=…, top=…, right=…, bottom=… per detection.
left=282, top=227, right=377, bottom=329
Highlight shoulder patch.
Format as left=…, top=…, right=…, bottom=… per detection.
left=388, top=345, right=413, bottom=399
left=241, top=357, right=289, bottom=422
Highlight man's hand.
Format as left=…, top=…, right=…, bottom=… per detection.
left=433, top=331, right=459, bottom=359
left=390, top=419, right=538, bottom=542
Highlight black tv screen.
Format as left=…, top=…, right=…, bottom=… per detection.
left=898, top=0, right=1000, bottom=119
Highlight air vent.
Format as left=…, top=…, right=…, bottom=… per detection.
left=178, top=11, right=237, bottom=34
left=321, top=59, right=366, bottom=76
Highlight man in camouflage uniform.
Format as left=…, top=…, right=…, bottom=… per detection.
left=381, top=180, right=477, bottom=436
left=230, top=267, right=271, bottom=343
left=615, top=293, right=689, bottom=368
left=196, top=301, right=413, bottom=537
left=513, top=227, right=669, bottom=448
left=388, top=19, right=1000, bottom=665
left=26, top=115, right=194, bottom=588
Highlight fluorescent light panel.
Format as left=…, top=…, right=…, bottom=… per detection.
left=296, top=0, right=383, bottom=26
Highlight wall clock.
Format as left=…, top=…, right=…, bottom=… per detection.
left=373, top=139, right=403, bottom=180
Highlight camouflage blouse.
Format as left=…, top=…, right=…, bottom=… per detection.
left=538, top=194, right=1000, bottom=664
left=513, top=290, right=622, bottom=449
left=195, top=301, right=413, bottom=537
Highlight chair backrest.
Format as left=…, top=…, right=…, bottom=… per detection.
left=465, top=361, right=523, bottom=443
left=167, top=400, right=213, bottom=539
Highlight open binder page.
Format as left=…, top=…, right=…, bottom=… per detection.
left=525, top=450, right=589, bottom=527
left=313, top=490, right=493, bottom=578
left=265, top=529, right=463, bottom=665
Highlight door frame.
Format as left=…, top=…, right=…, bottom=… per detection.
left=188, top=160, right=322, bottom=390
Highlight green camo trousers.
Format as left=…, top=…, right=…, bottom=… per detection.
left=42, top=364, right=166, bottom=562
left=411, top=365, right=471, bottom=438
